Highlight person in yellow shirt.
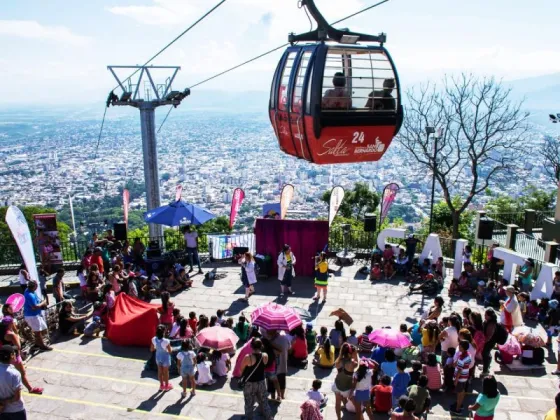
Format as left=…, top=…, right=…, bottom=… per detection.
left=313, top=338, right=335, bottom=368
left=313, top=252, right=329, bottom=303
left=545, top=393, right=560, bottom=420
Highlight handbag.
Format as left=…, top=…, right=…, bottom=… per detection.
left=238, top=354, right=263, bottom=390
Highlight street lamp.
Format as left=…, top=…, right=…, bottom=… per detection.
left=425, top=126, right=436, bottom=233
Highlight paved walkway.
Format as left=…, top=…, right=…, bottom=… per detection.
left=20, top=264, right=558, bottom=419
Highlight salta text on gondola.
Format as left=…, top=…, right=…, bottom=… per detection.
left=317, top=137, right=385, bottom=157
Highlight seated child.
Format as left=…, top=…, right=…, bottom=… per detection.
left=384, top=258, right=395, bottom=280
left=475, top=281, right=486, bottom=303
left=317, top=326, right=328, bottom=347
left=419, top=259, right=431, bottom=279
left=83, top=316, right=104, bottom=337
left=195, top=353, right=216, bottom=386
left=483, top=281, right=499, bottom=307
left=372, top=375, right=393, bottom=413
left=527, top=299, right=539, bottom=320
left=408, top=361, right=422, bottom=386
left=407, top=375, right=431, bottom=416
left=210, top=350, right=231, bottom=377
left=497, top=278, right=508, bottom=299
left=518, top=292, right=529, bottom=319
left=306, top=323, right=317, bottom=353
left=458, top=271, right=470, bottom=292
left=306, top=379, right=328, bottom=407
left=370, top=263, right=382, bottom=282
left=407, top=258, right=421, bottom=283
left=448, top=278, right=461, bottom=297
left=409, top=274, right=439, bottom=295
left=358, top=325, right=375, bottom=357
left=347, top=328, right=359, bottom=347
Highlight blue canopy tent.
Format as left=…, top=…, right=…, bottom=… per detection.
left=144, top=200, right=216, bottom=227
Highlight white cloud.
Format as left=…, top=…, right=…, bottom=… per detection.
left=0, top=20, right=91, bottom=46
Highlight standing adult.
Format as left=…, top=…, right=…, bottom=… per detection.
left=481, top=309, right=498, bottom=377
left=91, top=247, right=105, bottom=277
left=500, top=286, right=523, bottom=332
left=277, top=244, right=296, bottom=297
left=23, top=281, right=51, bottom=352
left=439, top=315, right=460, bottom=360
left=239, top=252, right=257, bottom=301
left=183, top=225, right=203, bottom=274
left=468, top=311, right=486, bottom=364
left=0, top=345, right=27, bottom=420
left=517, top=258, right=534, bottom=292
left=239, top=338, right=272, bottom=420
left=402, top=234, right=422, bottom=270
left=268, top=330, right=290, bottom=400
left=52, top=269, right=71, bottom=304
left=332, top=343, right=358, bottom=420
left=18, top=265, right=30, bottom=293
left=487, top=243, right=500, bottom=281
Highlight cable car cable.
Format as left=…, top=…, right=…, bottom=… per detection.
left=96, top=0, right=228, bottom=157
left=157, top=0, right=390, bottom=133
left=115, top=0, right=228, bottom=90
left=189, top=0, right=390, bottom=90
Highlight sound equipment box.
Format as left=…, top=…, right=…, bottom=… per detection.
left=147, top=240, right=162, bottom=258
left=478, top=217, right=495, bottom=241
left=364, top=213, right=377, bottom=232
left=113, top=222, right=127, bottom=241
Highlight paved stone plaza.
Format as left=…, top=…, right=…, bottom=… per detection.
left=19, top=263, right=559, bottom=419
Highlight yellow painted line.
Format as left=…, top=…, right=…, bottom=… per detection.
left=51, top=347, right=145, bottom=363
left=23, top=392, right=199, bottom=420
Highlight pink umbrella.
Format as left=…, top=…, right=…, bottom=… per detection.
left=368, top=329, right=411, bottom=349
left=6, top=294, right=25, bottom=313
left=250, top=302, right=302, bottom=331
left=195, top=326, right=239, bottom=351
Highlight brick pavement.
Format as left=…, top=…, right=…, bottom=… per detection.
left=20, top=263, right=559, bottom=419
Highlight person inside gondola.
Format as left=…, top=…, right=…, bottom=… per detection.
left=366, top=78, right=396, bottom=111
left=322, top=72, right=352, bottom=109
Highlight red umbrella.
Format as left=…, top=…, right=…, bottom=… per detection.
left=195, top=326, right=239, bottom=351
left=251, top=302, right=302, bottom=331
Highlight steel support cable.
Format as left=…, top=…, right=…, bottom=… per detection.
left=157, top=0, right=390, bottom=133
left=96, top=0, right=228, bottom=156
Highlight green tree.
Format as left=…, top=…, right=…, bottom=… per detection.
left=418, top=197, right=475, bottom=240
left=486, top=185, right=555, bottom=213
left=322, top=182, right=379, bottom=220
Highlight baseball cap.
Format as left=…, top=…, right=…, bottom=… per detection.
left=93, top=316, right=101, bottom=323
left=306, top=322, right=313, bottom=329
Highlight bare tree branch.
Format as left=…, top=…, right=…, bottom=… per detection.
left=397, top=73, right=530, bottom=238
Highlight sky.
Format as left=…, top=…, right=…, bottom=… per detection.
left=0, top=0, right=559, bottom=105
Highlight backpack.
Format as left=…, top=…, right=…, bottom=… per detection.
left=494, top=323, right=509, bottom=345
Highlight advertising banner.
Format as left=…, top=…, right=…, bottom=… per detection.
left=229, top=188, right=245, bottom=228
left=379, top=182, right=400, bottom=226
left=328, top=186, right=345, bottom=227
left=262, top=203, right=281, bottom=219
left=206, top=233, right=255, bottom=260
left=33, top=213, right=63, bottom=269
left=5, top=206, right=40, bottom=297
left=175, top=185, right=183, bottom=202
left=280, top=184, right=294, bottom=219
left=123, top=189, right=130, bottom=226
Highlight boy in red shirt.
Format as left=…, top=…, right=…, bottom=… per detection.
left=188, top=311, right=198, bottom=334
left=372, top=374, right=393, bottom=413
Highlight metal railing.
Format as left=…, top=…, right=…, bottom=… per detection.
left=486, top=212, right=525, bottom=227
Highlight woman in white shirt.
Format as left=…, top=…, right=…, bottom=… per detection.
left=439, top=315, right=460, bottom=359
left=19, top=265, right=30, bottom=293
left=239, top=252, right=258, bottom=301
left=211, top=350, right=231, bottom=377
left=277, top=244, right=296, bottom=297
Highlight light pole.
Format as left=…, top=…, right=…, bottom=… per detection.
left=426, top=126, right=436, bottom=233
left=549, top=113, right=560, bottom=221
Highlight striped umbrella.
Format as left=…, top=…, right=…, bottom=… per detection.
left=251, top=302, right=302, bottom=331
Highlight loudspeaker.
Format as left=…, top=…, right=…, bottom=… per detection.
left=364, top=213, right=377, bottom=232
left=478, top=217, right=495, bottom=240
left=147, top=248, right=162, bottom=259
left=114, top=222, right=127, bottom=241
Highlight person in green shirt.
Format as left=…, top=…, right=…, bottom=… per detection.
left=233, top=315, right=250, bottom=342
left=468, top=375, right=500, bottom=419
left=407, top=374, right=431, bottom=416
left=306, top=323, right=317, bottom=353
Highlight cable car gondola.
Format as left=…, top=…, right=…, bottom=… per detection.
left=269, top=0, right=403, bottom=164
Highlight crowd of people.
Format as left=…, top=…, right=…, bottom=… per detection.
left=3, top=229, right=560, bottom=420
